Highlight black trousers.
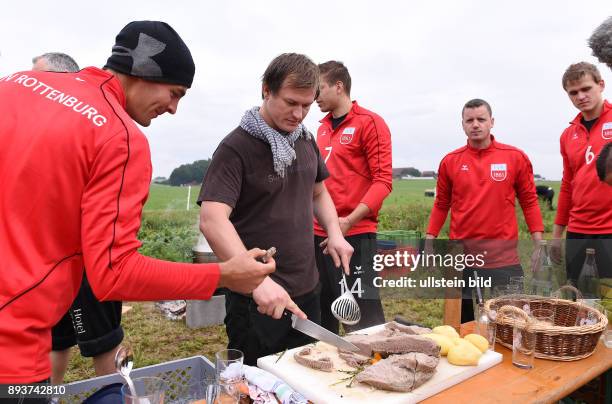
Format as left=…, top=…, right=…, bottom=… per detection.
left=461, top=265, right=523, bottom=323
left=315, top=233, right=385, bottom=334
left=565, top=232, right=612, bottom=282
left=224, top=286, right=321, bottom=366
left=51, top=272, right=123, bottom=357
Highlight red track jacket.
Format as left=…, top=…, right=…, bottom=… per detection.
left=0, top=68, right=220, bottom=382
left=314, top=101, right=393, bottom=236
left=427, top=136, right=543, bottom=268
left=555, top=100, right=612, bottom=234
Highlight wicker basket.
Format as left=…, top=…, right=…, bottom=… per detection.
left=484, top=285, right=608, bottom=361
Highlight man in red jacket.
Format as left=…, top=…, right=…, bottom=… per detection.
left=426, top=99, right=543, bottom=322
left=0, top=21, right=273, bottom=384
left=32, top=51, right=124, bottom=385
left=314, top=61, right=393, bottom=333
left=551, top=62, right=612, bottom=282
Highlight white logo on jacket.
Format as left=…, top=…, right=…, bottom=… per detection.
left=461, top=164, right=469, bottom=171
left=602, top=122, right=612, bottom=140
left=490, top=163, right=507, bottom=181
left=571, top=132, right=579, bottom=140
left=340, top=127, right=355, bottom=144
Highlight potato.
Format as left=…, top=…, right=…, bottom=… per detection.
left=447, top=340, right=482, bottom=366
left=432, top=325, right=460, bottom=339
left=451, top=336, right=463, bottom=345
left=464, top=334, right=489, bottom=353
left=421, top=333, right=453, bottom=356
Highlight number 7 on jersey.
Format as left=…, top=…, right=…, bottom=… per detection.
left=324, top=146, right=333, bottom=163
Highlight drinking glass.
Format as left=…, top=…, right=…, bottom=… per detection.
left=218, top=379, right=244, bottom=404
left=493, top=286, right=520, bottom=309
left=531, top=308, right=554, bottom=326
left=509, top=276, right=525, bottom=293
left=471, top=287, right=492, bottom=321
left=604, top=329, right=612, bottom=349
left=512, top=321, right=535, bottom=369
left=121, top=376, right=166, bottom=404
left=175, top=378, right=218, bottom=404
left=215, top=349, right=244, bottom=382
left=475, top=304, right=497, bottom=351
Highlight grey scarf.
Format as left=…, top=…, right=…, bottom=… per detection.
left=240, top=107, right=310, bottom=178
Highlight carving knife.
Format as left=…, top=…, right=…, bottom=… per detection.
left=285, top=311, right=360, bottom=352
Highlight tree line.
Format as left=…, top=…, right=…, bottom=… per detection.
left=162, top=159, right=212, bottom=186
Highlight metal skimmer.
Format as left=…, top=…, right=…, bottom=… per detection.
left=330, top=272, right=361, bottom=325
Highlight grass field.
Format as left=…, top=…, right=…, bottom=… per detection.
left=63, top=179, right=562, bottom=382
left=144, top=184, right=201, bottom=211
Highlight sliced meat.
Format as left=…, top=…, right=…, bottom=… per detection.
left=385, top=321, right=431, bottom=335
left=343, top=333, right=377, bottom=356
left=344, top=331, right=440, bottom=357
left=343, top=329, right=394, bottom=356
left=396, top=352, right=440, bottom=372
left=338, top=351, right=372, bottom=368
left=371, top=335, right=440, bottom=357
left=293, top=347, right=334, bottom=372
left=355, top=353, right=438, bottom=392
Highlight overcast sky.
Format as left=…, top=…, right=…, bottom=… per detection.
left=1, top=1, right=610, bottom=180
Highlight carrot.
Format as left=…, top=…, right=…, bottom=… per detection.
left=237, top=381, right=249, bottom=395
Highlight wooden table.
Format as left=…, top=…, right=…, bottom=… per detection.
left=422, top=322, right=612, bottom=404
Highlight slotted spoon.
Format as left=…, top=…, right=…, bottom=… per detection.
left=330, top=272, right=361, bottom=325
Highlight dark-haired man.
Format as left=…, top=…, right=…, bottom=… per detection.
left=199, top=53, right=353, bottom=365
left=597, top=142, right=612, bottom=185
left=0, top=21, right=274, bottom=384
left=32, top=51, right=123, bottom=385
left=552, top=62, right=612, bottom=283
left=314, top=60, right=392, bottom=333
left=426, top=99, right=543, bottom=322
left=589, top=17, right=612, bottom=70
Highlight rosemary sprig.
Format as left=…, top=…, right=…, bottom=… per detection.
left=330, top=366, right=365, bottom=388
left=275, top=348, right=288, bottom=363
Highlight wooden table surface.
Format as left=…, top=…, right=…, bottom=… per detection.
left=421, top=322, right=612, bottom=404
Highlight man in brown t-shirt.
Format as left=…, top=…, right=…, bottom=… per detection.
left=198, top=53, right=354, bottom=365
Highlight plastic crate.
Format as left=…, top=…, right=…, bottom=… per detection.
left=61, top=355, right=214, bottom=403
left=377, top=230, right=422, bottom=251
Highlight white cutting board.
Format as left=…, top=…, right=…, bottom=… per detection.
left=257, top=324, right=502, bottom=404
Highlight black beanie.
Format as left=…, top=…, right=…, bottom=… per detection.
left=104, top=21, right=195, bottom=88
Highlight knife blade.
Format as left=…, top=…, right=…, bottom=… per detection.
left=288, top=313, right=360, bottom=352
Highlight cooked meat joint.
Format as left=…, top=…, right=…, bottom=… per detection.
left=385, top=321, right=432, bottom=335
left=344, top=332, right=441, bottom=358
left=293, top=347, right=334, bottom=372
left=355, top=353, right=438, bottom=392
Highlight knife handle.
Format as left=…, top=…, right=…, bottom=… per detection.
left=257, top=246, right=277, bottom=263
